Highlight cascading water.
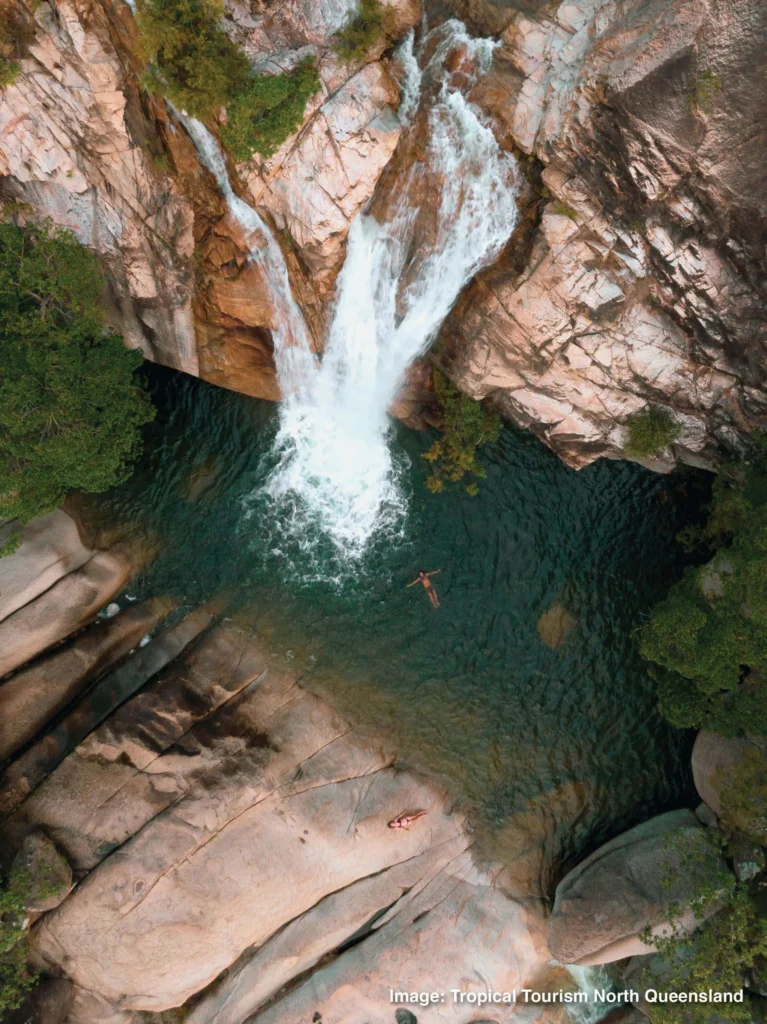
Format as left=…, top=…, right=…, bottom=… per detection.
left=265, top=20, right=520, bottom=565
left=171, top=108, right=318, bottom=393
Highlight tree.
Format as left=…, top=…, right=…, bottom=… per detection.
left=0, top=220, right=154, bottom=525
left=135, top=0, right=250, bottom=119
left=637, top=443, right=767, bottom=735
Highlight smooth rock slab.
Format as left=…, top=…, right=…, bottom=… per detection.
left=548, top=809, right=724, bottom=965
left=0, top=551, right=133, bottom=680
left=0, top=598, right=169, bottom=763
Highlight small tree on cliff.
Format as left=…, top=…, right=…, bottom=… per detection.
left=136, top=0, right=250, bottom=119
left=0, top=220, right=154, bottom=525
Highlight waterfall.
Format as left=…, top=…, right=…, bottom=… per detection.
left=170, top=108, right=318, bottom=392
left=266, top=20, right=520, bottom=564
left=160, top=17, right=520, bottom=571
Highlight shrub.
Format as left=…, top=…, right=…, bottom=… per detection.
left=688, top=70, right=722, bottom=115
left=220, top=58, right=320, bottom=162
left=0, top=220, right=154, bottom=523
left=135, top=0, right=250, bottom=119
left=333, top=0, right=397, bottom=63
left=637, top=443, right=767, bottom=735
left=422, top=371, right=502, bottom=496
left=0, top=59, right=19, bottom=89
left=625, top=406, right=680, bottom=458
left=0, top=868, right=37, bottom=1014
left=636, top=831, right=767, bottom=1024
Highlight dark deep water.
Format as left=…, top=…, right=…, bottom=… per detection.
left=87, top=366, right=702, bottom=875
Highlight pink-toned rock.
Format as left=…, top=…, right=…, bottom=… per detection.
left=0, top=511, right=91, bottom=625
left=0, top=551, right=133, bottom=679
left=0, top=598, right=169, bottom=763
left=548, top=810, right=726, bottom=966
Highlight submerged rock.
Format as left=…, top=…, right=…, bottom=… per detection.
left=537, top=605, right=577, bottom=648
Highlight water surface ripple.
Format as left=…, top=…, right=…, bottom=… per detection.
left=99, top=369, right=698, bottom=875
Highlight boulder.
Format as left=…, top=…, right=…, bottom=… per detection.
left=0, top=598, right=169, bottom=763
left=0, top=551, right=134, bottom=680
left=548, top=810, right=725, bottom=965
left=11, top=832, right=72, bottom=913
left=691, top=730, right=764, bottom=821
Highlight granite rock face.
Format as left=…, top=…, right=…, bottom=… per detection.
left=439, top=0, right=767, bottom=468
left=0, top=0, right=418, bottom=402
left=548, top=809, right=727, bottom=965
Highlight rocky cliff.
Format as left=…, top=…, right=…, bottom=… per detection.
left=3, top=0, right=765, bottom=468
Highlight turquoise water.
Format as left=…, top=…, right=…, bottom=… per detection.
left=96, top=367, right=700, bottom=877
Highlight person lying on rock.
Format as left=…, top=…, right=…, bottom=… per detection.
left=388, top=810, right=428, bottom=830
left=407, top=569, right=440, bottom=608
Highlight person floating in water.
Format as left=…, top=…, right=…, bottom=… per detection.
left=407, top=570, right=441, bottom=608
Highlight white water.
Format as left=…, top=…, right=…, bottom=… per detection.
left=266, top=20, right=520, bottom=561
left=165, top=20, right=520, bottom=567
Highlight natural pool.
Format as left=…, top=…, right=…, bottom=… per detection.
left=91, top=367, right=701, bottom=880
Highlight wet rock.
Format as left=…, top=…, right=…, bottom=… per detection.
left=0, top=598, right=169, bottom=763
left=11, top=832, right=72, bottom=913
left=601, top=1008, right=649, bottom=1024
left=694, top=801, right=718, bottom=828
left=537, top=605, right=577, bottom=648
left=548, top=810, right=726, bottom=965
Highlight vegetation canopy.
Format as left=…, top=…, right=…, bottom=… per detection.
left=641, top=831, right=767, bottom=1024
left=637, top=435, right=767, bottom=734
left=333, top=0, right=397, bottom=63
left=136, top=0, right=250, bottom=119
left=220, top=58, right=321, bottom=162
left=0, top=220, right=154, bottom=526
left=422, top=370, right=502, bottom=496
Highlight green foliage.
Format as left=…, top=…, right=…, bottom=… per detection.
left=645, top=888, right=767, bottom=1023
left=0, top=530, right=20, bottom=558
left=333, top=0, right=397, bottom=63
left=625, top=406, right=680, bottom=458
left=551, top=201, right=578, bottom=222
left=135, top=0, right=250, bottom=119
left=637, top=831, right=765, bottom=1024
left=637, top=440, right=767, bottom=734
left=220, top=58, right=320, bottom=162
left=422, top=371, right=502, bottom=496
left=0, top=58, right=19, bottom=89
left=0, top=220, right=154, bottom=523
left=717, top=750, right=767, bottom=841
left=688, top=70, right=722, bottom=115
left=0, top=868, right=37, bottom=1015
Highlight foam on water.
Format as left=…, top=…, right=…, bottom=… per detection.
left=265, top=21, right=520, bottom=566
left=163, top=20, right=519, bottom=572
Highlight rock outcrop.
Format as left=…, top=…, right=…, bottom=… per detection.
left=692, top=729, right=765, bottom=823
left=0, top=512, right=556, bottom=1024
left=0, top=0, right=419, bottom=403
left=547, top=809, right=725, bottom=965
left=439, top=0, right=767, bottom=468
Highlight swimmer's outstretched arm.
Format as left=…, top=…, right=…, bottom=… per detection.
left=406, top=578, right=421, bottom=587
left=425, top=570, right=441, bottom=577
